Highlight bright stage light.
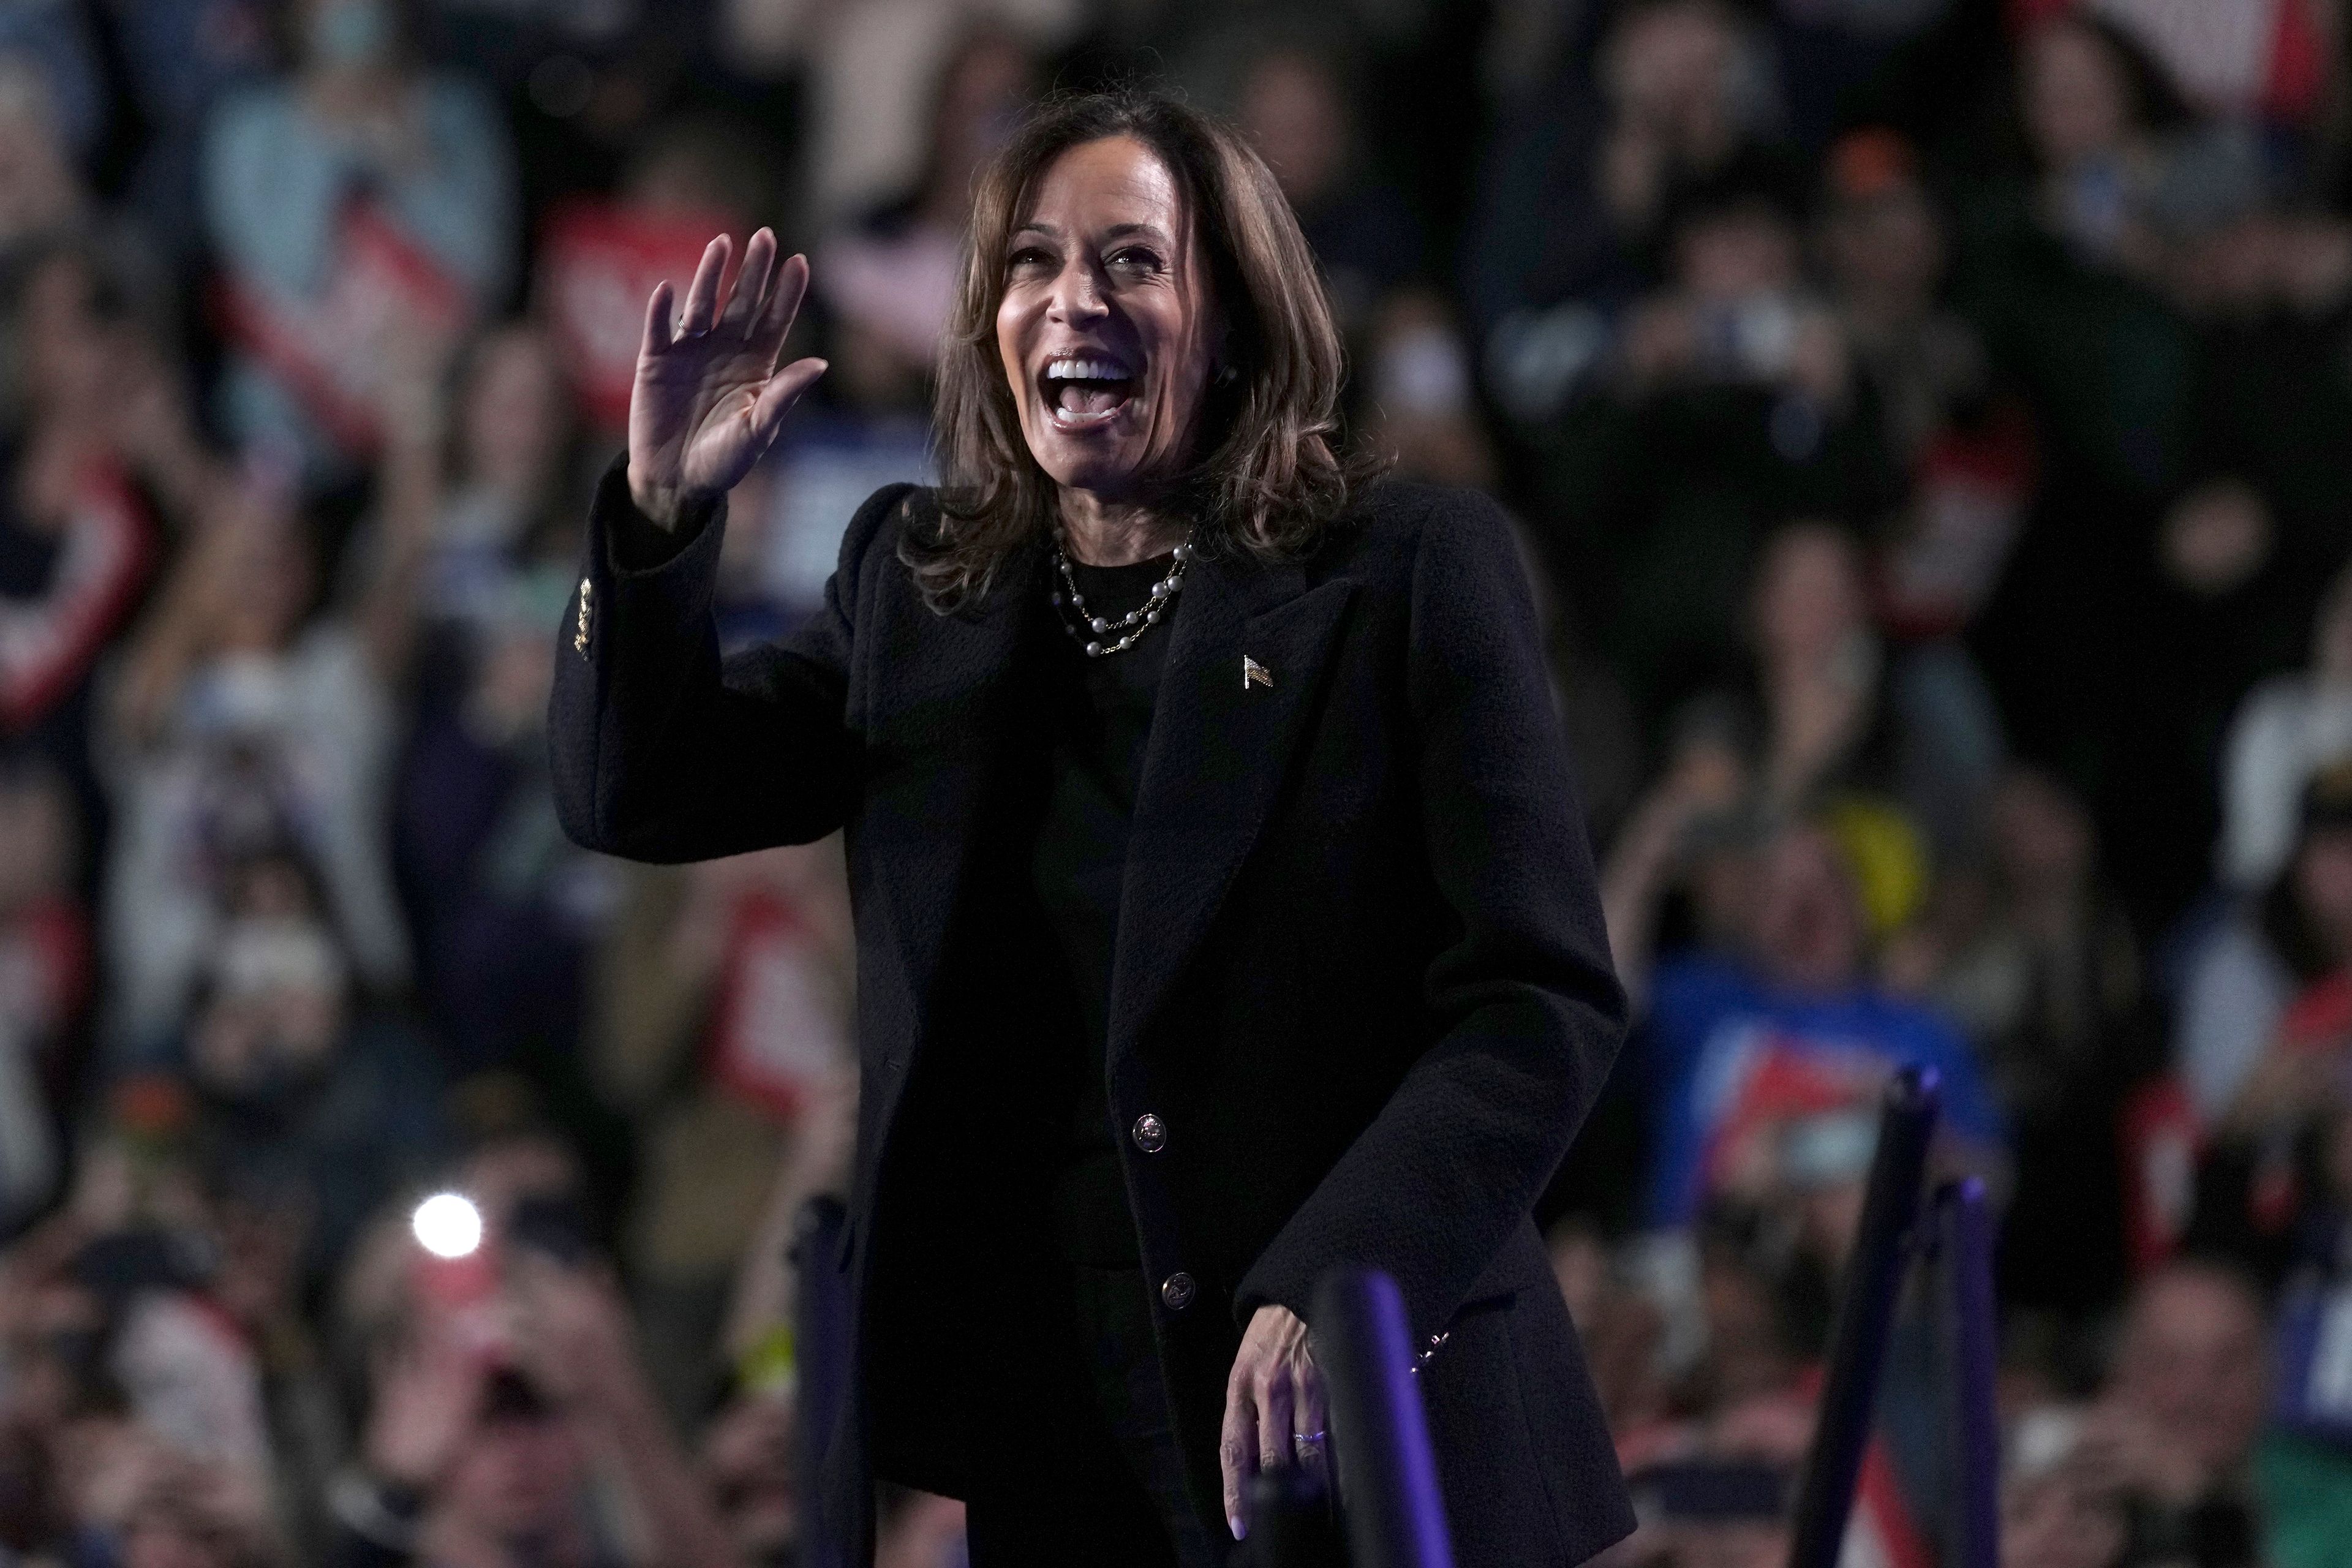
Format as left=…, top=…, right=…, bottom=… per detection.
left=412, top=1192, right=485, bottom=1259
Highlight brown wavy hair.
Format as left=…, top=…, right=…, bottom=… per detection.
left=905, top=88, right=1370, bottom=610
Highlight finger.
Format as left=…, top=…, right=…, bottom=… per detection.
left=639, top=279, right=676, bottom=359
left=755, top=252, right=811, bottom=361
left=726, top=228, right=778, bottom=333
left=679, top=235, right=731, bottom=336
left=1294, top=1363, right=1330, bottom=1482
left=746, top=357, right=827, bottom=450
left=1258, top=1372, right=1295, bottom=1474
left=1220, top=1373, right=1259, bottom=1540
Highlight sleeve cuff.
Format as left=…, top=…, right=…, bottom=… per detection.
left=597, top=454, right=726, bottom=576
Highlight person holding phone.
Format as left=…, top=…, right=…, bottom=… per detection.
left=551, top=88, right=1630, bottom=1567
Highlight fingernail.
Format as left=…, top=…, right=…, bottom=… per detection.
left=1229, top=1515, right=1246, bottom=1540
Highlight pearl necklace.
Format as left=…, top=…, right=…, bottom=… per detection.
left=1049, top=533, right=1193, bottom=658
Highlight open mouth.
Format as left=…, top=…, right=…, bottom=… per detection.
left=1040, top=354, right=1136, bottom=426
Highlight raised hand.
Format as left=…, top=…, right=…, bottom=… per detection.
left=628, top=227, right=827, bottom=529
left=364, top=1323, right=485, bottom=1489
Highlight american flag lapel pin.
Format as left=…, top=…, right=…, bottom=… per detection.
left=1243, top=655, right=1273, bottom=690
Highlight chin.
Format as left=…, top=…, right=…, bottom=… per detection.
left=1039, top=455, right=1147, bottom=496
left=1027, top=426, right=1152, bottom=497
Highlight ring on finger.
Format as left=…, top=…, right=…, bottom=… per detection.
left=1292, top=1429, right=1327, bottom=1461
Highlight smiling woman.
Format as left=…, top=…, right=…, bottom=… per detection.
left=917, top=92, right=1358, bottom=603
left=554, top=85, right=1632, bottom=1568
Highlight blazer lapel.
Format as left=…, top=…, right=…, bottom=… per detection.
left=1107, top=552, right=1356, bottom=1063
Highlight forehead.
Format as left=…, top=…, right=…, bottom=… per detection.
left=2130, top=1273, right=2261, bottom=1346
left=1018, top=135, right=1188, bottom=235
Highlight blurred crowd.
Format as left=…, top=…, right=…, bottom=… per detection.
left=1, top=1, right=2352, bottom=1566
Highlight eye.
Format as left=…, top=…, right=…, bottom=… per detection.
left=1108, top=246, right=1166, bottom=274
left=1005, top=245, right=1055, bottom=275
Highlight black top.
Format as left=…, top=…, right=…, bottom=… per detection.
left=1030, top=551, right=1175, bottom=1267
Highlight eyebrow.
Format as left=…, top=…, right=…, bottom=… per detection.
left=1011, top=221, right=1175, bottom=244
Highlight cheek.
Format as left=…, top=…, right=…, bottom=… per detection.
left=1147, top=308, right=1213, bottom=418
left=996, top=298, right=1035, bottom=408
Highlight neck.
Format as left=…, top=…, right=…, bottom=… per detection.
left=1058, top=486, right=1187, bottom=566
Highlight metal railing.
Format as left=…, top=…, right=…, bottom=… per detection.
left=1936, top=1177, right=2002, bottom=1568
left=1786, top=1064, right=1944, bottom=1568
left=791, top=1195, right=851, bottom=1568
left=1311, top=1267, right=1457, bottom=1568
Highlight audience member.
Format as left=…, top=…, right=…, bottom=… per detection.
left=105, top=0, right=273, bottom=263
left=1635, top=816, right=2004, bottom=1232
left=813, top=28, right=1033, bottom=383
left=2217, top=563, right=2352, bottom=894
left=1234, top=44, right=1425, bottom=335
left=1468, top=0, right=1784, bottom=341
left=0, top=764, right=87, bottom=1229
left=718, top=0, right=1080, bottom=227
left=200, top=0, right=516, bottom=474
left=0, top=4, right=104, bottom=163
left=2177, top=760, right=2352, bottom=1130
left=1523, top=162, right=1901, bottom=725
left=1817, top=128, right=1989, bottom=470
left=332, top=1251, right=741, bottom=1567
left=101, top=454, right=428, bottom=1050
left=0, top=244, right=177, bottom=845
left=2073, top=1259, right=2270, bottom=1567
left=183, top=841, right=449, bottom=1287
left=0, top=56, right=85, bottom=272
left=1909, top=767, right=2150, bottom=1311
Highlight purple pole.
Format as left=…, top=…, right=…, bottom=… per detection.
left=1313, top=1267, right=1455, bottom=1568
left=790, top=1196, right=850, bottom=1568
left=1937, top=1178, right=2002, bottom=1568
left=1785, top=1065, right=1942, bottom=1568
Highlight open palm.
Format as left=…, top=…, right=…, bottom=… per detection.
left=627, top=227, right=827, bottom=527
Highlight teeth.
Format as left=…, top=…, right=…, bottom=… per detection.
left=1045, top=355, right=1133, bottom=380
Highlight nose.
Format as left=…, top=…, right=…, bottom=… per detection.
left=1047, top=257, right=1109, bottom=327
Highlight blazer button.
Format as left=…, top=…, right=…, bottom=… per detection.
left=1160, top=1272, right=1196, bottom=1311
left=1132, top=1113, right=1167, bottom=1153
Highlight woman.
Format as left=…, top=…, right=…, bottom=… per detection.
left=552, top=91, right=1629, bottom=1566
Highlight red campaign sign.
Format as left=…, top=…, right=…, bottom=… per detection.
left=1698, top=1032, right=1883, bottom=1202
left=2004, top=1, right=2327, bottom=124
left=2120, top=1074, right=2202, bottom=1276
left=1873, top=412, right=2036, bottom=643
left=538, top=200, right=741, bottom=432
left=0, top=459, right=154, bottom=733
left=706, top=889, right=849, bottom=1123
left=213, top=200, right=472, bottom=458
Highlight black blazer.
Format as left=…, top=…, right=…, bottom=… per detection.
left=551, top=459, right=1634, bottom=1567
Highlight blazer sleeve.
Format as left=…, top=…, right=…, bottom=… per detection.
left=549, top=456, right=910, bottom=862
left=1235, top=489, right=1629, bottom=1341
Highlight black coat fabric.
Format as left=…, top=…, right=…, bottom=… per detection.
left=551, top=458, right=1635, bottom=1566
